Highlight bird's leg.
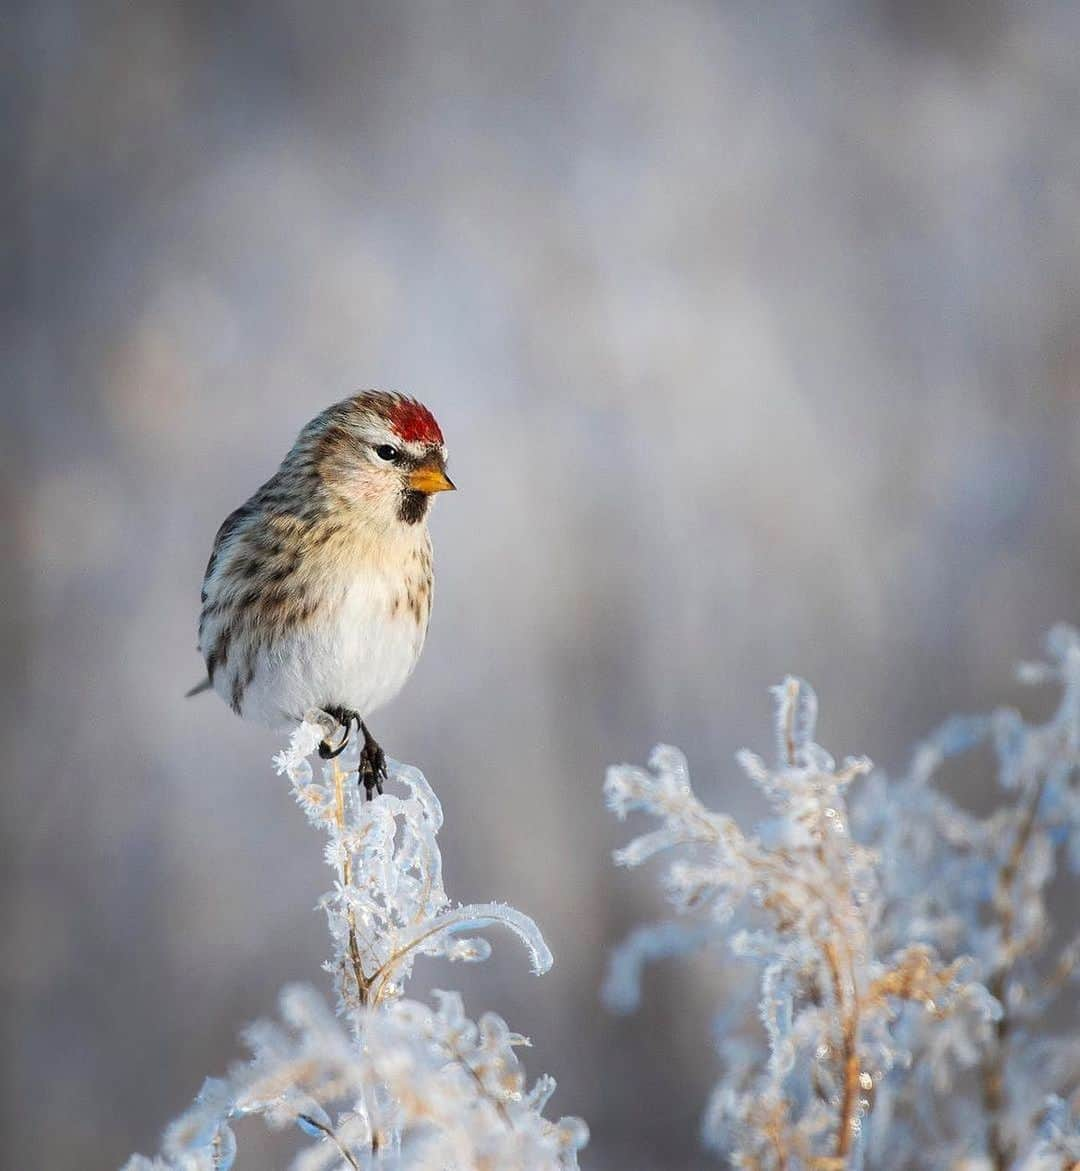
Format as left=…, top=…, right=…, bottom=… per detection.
left=358, top=721, right=388, bottom=801
left=318, top=706, right=360, bottom=760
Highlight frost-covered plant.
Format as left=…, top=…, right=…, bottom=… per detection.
left=853, top=626, right=1080, bottom=1169
left=606, top=633, right=1080, bottom=1169
left=606, top=679, right=993, bottom=1166
left=126, top=720, right=587, bottom=1170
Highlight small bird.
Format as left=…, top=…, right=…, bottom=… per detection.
left=189, top=391, right=455, bottom=797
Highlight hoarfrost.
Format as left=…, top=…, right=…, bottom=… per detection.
left=126, top=728, right=585, bottom=1170
left=607, top=634, right=1080, bottom=1168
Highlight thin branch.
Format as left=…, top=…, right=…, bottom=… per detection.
left=296, top=1113, right=361, bottom=1170
left=983, top=773, right=1048, bottom=1171
left=330, top=758, right=374, bottom=1008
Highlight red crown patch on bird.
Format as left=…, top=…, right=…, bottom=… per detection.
left=390, top=398, right=444, bottom=446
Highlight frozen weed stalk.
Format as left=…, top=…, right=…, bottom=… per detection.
left=125, top=721, right=587, bottom=1170
left=605, top=642, right=1080, bottom=1169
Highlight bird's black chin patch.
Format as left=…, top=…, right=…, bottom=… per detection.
left=398, top=489, right=430, bottom=525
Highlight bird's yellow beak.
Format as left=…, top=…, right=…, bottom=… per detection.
left=408, top=464, right=456, bottom=494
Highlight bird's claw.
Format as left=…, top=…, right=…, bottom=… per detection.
left=317, top=708, right=359, bottom=759
left=314, top=709, right=387, bottom=799
left=358, top=725, right=388, bottom=802
left=318, top=728, right=351, bottom=759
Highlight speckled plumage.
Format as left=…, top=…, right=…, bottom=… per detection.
left=194, top=391, right=452, bottom=730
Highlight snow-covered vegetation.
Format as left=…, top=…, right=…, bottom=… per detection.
left=124, top=725, right=586, bottom=1171
left=606, top=627, right=1080, bottom=1168
left=126, top=628, right=1080, bottom=1170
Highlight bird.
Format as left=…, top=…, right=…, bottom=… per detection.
left=188, top=390, right=455, bottom=798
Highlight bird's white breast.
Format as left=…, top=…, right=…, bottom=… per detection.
left=237, top=563, right=428, bottom=729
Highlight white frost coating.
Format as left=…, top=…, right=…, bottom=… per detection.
left=606, top=630, right=1080, bottom=1169
left=125, top=984, right=587, bottom=1171
left=397, top=901, right=554, bottom=976
left=126, top=729, right=583, bottom=1170
left=290, top=741, right=551, bottom=1002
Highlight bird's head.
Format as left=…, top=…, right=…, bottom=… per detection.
left=305, top=391, right=455, bottom=529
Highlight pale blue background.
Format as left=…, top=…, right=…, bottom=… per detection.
left=6, top=2, right=1080, bottom=1167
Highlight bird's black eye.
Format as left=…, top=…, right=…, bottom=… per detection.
left=375, top=444, right=401, bottom=462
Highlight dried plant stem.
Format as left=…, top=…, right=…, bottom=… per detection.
left=766, top=1110, right=790, bottom=1171
left=298, top=1113, right=362, bottom=1170
left=775, top=684, right=870, bottom=1161
left=824, top=936, right=861, bottom=1159
left=455, top=1046, right=516, bottom=1131
left=983, top=773, right=1047, bottom=1171
left=329, top=759, right=383, bottom=1157
left=331, top=758, right=374, bottom=1008
left=210, top=1131, right=229, bottom=1170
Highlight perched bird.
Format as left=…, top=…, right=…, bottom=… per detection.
left=189, top=391, right=455, bottom=797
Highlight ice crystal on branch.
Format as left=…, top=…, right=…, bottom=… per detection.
left=126, top=724, right=585, bottom=1171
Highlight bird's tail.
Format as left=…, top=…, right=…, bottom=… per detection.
left=185, top=677, right=213, bottom=698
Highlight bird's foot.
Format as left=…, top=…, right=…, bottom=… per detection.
left=318, top=706, right=360, bottom=760
left=358, top=721, right=388, bottom=801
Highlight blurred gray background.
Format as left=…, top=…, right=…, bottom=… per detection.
left=6, top=2, right=1080, bottom=1167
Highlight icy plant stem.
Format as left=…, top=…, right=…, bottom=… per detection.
left=454, top=1039, right=516, bottom=1132
left=825, top=876, right=863, bottom=1160
left=298, top=1112, right=362, bottom=1170
left=820, top=938, right=857, bottom=1159
left=329, top=757, right=384, bottom=1159
left=780, top=682, right=862, bottom=1161
left=331, top=757, right=374, bottom=1009
left=761, top=844, right=864, bottom=1157
left=983, top=772, right=1048, bottom=1171
left=768, top=1115, right=790, bottom=1171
